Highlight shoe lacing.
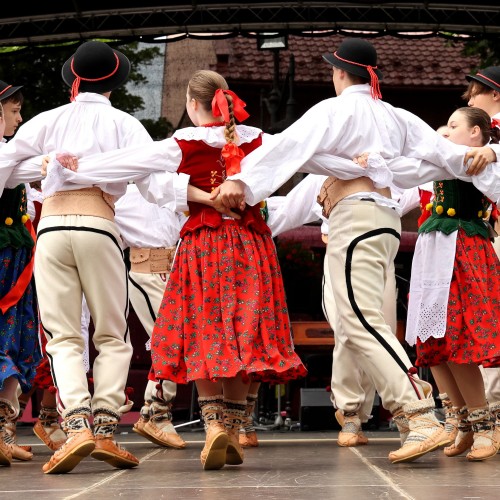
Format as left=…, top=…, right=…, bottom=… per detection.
left=341, top=412, right=361, bottom=434
left=469, top=408, right=495, bottom=450
left=403, top=412, right=442, bottom=446
left=149, top=400, right=173, bottom=423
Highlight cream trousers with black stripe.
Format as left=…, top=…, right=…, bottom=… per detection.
left=326, top=199, right=422, bottom=414
left=35, top=214, right=132, bottom=417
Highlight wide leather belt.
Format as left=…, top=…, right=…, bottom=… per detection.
left=129, top=246, right=176, bottom=273
left=41, top=187, right=115, bottom=221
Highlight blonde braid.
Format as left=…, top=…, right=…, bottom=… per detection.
left=223, top=93, right=238, bottom=145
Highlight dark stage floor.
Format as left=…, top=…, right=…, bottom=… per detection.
left=1, top=425, right=499, bottom=500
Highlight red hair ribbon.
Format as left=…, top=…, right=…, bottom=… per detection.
left=70, top=53, right=120, bottom=102
left=492, top=118, right=500, bottom=129
left=221, top=142, right=245, bottom=176
left=333, top=52, right=382, bottom=100
left=212, top=89, right=250, bottom=123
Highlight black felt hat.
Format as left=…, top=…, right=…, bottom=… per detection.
left=62, top=41, right=130, bottom=98
left=322, top=38, right=383, bottom=80
left=466, top=66, right=500, bottom=92
left=0, top=79, right=23, bottom=101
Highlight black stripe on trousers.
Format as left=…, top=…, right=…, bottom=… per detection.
left=37, top=225, right=124, bottom=258
left=128, top=274, right=157, bottom=324
left=38, top=225, right=130, bottom=411
left=344, top=227, right=410, bottom=374
left=41, top=324, right=64, bottom=410
left=37, top=224, right=130, bottom=341
left=321, top=273, right=331, bottom=326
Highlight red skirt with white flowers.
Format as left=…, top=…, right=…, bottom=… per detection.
left=151, top=220, right=307, bottom=384
left=416, top=229, right=500, bottom=367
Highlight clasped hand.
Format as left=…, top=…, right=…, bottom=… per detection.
left=352, top=147, right=496, bottom=176
left=211, top=180, right=246, bottom=211
left=42, top=153, right=251, bottom=216
left=41, top=152, right=79, bottom=176
left=464, top=146, right=496, bottom=175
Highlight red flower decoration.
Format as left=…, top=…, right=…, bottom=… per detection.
left=221, top=143, right=245, bottom=176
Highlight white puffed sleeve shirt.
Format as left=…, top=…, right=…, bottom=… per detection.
left=0, top=93, right=154, bottom=197
left=229, top=85, right=500, bottom=205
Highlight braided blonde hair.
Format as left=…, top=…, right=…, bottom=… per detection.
left=188, top=70, right=238, bottom=144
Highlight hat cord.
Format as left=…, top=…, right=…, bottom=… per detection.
left=70, top=53, right=120, bottom=102
left=333, top=51, right=382, bottom=100
left=476, top=72, right=500, bottom=91
left=0, top=85, right=13, bottom=97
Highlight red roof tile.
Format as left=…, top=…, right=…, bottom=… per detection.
left=218, top=35, right=480, bottom=88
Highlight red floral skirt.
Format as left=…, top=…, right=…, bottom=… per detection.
left=151, top=221, right=307, bottom=384
left=416, top=230, right=500, bottom=367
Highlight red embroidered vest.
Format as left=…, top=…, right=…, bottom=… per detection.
left=176, top=135, right=271, bottom=237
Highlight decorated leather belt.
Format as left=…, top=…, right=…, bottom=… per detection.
left=41, top=187, right=115, bottom=221
left=129, top=246, right=176, bottom=274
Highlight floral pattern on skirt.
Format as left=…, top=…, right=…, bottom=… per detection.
left=151, top=221, right=307, bottom=384
left=0, top=246, right=41, bottom=391
left=416, top=230, right=500, bottom=367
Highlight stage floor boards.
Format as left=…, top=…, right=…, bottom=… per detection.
left=2, top=426, right=498, bottom=499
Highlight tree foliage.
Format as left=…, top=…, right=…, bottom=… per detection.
left=140, top=117, right=174, bottom=140
left=462, top=39, right=500, bottom=69
left=0, top=40, right=172, bottom=136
